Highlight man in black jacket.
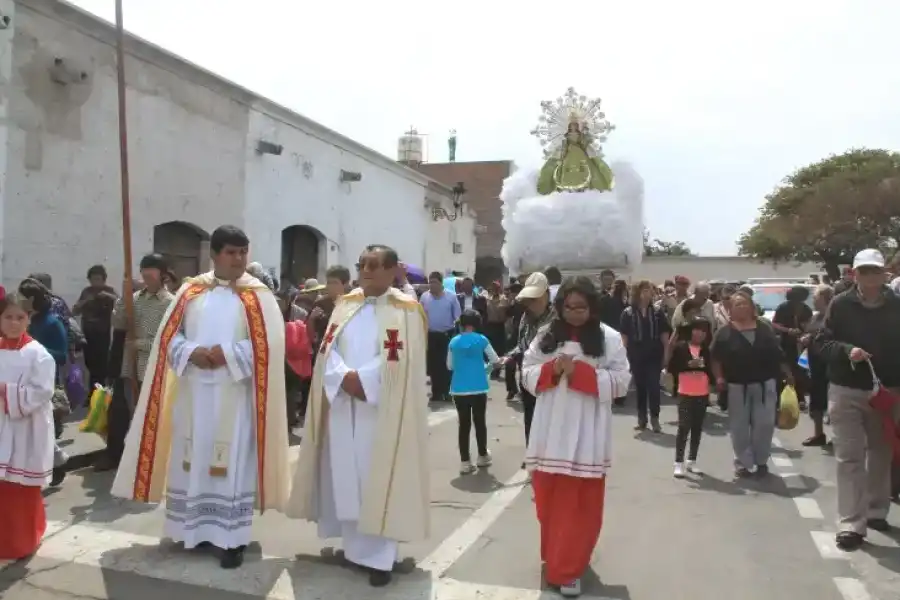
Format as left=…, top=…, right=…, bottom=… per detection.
left=457, top=277, right=487, bottom=322
left=814, top=248, right=900, bottom=551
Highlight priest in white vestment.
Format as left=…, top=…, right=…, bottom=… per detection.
left=113, top=226, right=291, bottom=570
left=521, top=276, right=630, bottom=598
left=287, top=244, right=430, bottom=587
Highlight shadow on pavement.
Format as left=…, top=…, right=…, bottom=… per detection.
left=449, top=469, right=505, bottom=494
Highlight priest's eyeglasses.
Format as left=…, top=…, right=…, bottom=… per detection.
left=356, top=258, right=384, bottom=272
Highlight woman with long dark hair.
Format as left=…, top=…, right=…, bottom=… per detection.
left=620, top=280, right=671, bottom=432
left=521, top=276, right=631, bottom=597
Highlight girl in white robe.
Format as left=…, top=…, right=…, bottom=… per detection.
left=521, top=277, right=631, bottom=598
left=0, top=291, right=57, bottom=560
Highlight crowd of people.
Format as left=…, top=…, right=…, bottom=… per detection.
left=2, top=230, right=900, bottom=597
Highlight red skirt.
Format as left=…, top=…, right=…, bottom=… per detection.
left=532, top=471, right=607, bottom=586
left=0, top=480, right=46, bottom=560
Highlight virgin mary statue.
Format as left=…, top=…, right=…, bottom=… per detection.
left=536, top=115, right=614, bottom=195
left=499, top=87, right=645, bottom=274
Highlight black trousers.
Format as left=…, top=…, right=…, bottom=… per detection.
left=427, top=330, right=452, bottom=400
left=106, top=378, right=140, bottom=462
left=521, top=389, right=536, bottom=444
left=484, top=322, right=506, bottom=372
left=454, top=393, right=488, bottom=462
left=675, top=395, right=708, bottom=462
left=505, top=359, right=519, bottom=396
left=632, top=358, right=663, bottom=423
left=83, top=329, right=110, bottom=394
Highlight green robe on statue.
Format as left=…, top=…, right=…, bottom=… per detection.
left=537, top=133, right=614, bottom=195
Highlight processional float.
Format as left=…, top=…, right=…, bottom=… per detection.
left=501, top=87, right=644, bottom=274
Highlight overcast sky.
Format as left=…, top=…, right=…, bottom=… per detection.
left=69, top=0, right=900, bottom=255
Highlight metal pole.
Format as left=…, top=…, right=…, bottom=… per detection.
left=114, top=0, right=139, bottom=399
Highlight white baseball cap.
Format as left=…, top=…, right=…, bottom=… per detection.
left=852, top=248, right=885, bottom=270
left=516, top=272, right=550, bottom=300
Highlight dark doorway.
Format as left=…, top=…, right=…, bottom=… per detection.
left=153, top=221, right=208, bottom=281
left=281, top=225, right=320, bottom=285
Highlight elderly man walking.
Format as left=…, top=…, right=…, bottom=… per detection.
left=814, top=249, right=900, bottom=552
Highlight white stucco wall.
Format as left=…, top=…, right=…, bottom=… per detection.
left=631, top=256, right=824, bottom=283
left=425, top=209, right=477, bottom=275
left=6, top=1, right=248, bottom=301
left=4, top=0, right=474, bottom=300
left=243, top=107, right=431, bottom=278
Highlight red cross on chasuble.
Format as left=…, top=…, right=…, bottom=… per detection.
left=384, top=329, right=404, bottom=361
left=320, top=323, right=339, bottom=355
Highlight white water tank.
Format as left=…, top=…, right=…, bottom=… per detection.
left=398, top=132, right=423, bottom=163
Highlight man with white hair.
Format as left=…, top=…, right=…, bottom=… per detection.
left=672, top=281, right=717, bottom=331
left=247, top=262, right=277, bottom=291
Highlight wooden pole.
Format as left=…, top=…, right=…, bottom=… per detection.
left=114, top=0, right=139, bottom=399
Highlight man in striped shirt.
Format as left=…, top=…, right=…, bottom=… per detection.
left=96, top=253, right=175, bottom=471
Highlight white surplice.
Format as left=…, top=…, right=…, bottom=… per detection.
left=0, top=341, right=56, bottom=486
left=317, top=299, right=398, bottom=571
left=163, top=287, right=257, bottom=550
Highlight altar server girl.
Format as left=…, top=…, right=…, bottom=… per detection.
left=0, top=291, right=57, bottom=560
left=521, top=276, right=631, bottom=597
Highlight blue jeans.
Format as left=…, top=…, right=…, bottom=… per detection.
left=632, top=359, right=663, bottom=424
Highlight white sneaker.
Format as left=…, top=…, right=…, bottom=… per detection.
left=559, top=578, right=582, bottom=597
left=686, top=460, right=703, bottom=475
left=476, top=451, right=492, bottom=467
left=673, top=462, right=686, bottom=478
left=459, top=461, right=476, bottom=475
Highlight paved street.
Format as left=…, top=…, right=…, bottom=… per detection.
left=1, top=384, right=896, bottom=599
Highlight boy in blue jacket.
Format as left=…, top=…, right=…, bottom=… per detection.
left=448, top=310, right=500, bottom=474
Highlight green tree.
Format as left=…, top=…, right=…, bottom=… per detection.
left=738, top=148, right=900, bottom=279
left=643, top=228, right=695, bottom=256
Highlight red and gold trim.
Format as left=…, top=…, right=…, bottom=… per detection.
left=133, top=284, right=206, bottom=501
left=239, top=289, right=270, bottom=511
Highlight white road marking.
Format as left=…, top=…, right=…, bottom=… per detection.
left=833, top=577, right=873, bottom=600
left=776, top=472, right=807, bottom=490
left=793, top=497, right=824, bottom=520
left=810, top=531, right=851, bottom=560
left=20, top=519, right=615, bottom=599
left=418, top=470, right=530, bottom=576
left=771, top=455, right=794, bottom=468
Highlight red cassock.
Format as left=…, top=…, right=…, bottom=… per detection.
left=0, top=480, right=47, bottom=560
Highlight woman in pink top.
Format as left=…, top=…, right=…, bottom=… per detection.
left=668, top=318, right=714, bottom=478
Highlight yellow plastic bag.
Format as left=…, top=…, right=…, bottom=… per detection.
left=79, top=385, right=112, bottom=439
left=777, top=385, right=800, bottom=430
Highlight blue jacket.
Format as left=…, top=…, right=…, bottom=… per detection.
left=447, top=331, right=498, bottom=396
left=28, top=312, right=68, bottom=366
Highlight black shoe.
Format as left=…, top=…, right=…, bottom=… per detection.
left=220, top=546, right=246, bottom=569
left=735, top=467, right=752, bottom=478
left=50, top=467, right=66, bottom=487
left=835, top=531, right=864, bottom=552
left=506, top=392, right=518, bottom=401
left=368, top=569, right=392, bottom=587
left=867, top=518, right=890, bottom=532
left=756, top=465, right=769, bottom=477
left=634, top=422, right=647, bottom=431
left=802, top=434, right=827, bottom=447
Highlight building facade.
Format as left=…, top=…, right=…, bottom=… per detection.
left=604, top=256, right=825, bottom=284
left=413, top=160, right=513, bottom=283
left=1, top=0, right=475, bottom=301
